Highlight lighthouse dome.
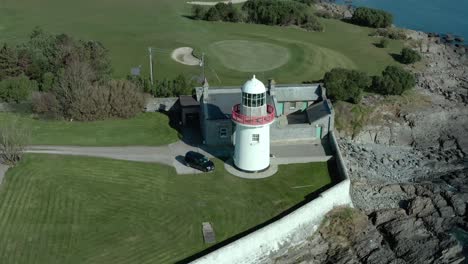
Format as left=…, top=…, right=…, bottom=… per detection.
left=242, top=75, right=266, bottom=94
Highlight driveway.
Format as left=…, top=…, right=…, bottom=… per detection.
left=26, top=141, right=213, bottom=175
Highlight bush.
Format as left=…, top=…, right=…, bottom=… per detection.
left=107, top=80, right=145, bottom=119
left=293, top=0, right=316, bottom=6
left=315, top=10, right=335, bottom=19
left=301, top=14, right=324, bottom=32
left=377, top=38, right=389, bottom=48
left=242, top=0, right=309, bottom=26
left=0, top=118, right=30, bottom=165
left=371, top=66, right=415, bottom=95
left=351, top=7, right=393, bottom=28
left=399, top=47, right=422, bottom=64
left=31, top=92, right=60, bottom=118
left=192, top=5, right=207, bottom=20
left=371, top=28, right=407, bottom=40
left=204, top=3, right=242, bottom=22
left=323, top=68, right=370, bottom=104
left=0, top=75, right=37, bottom=103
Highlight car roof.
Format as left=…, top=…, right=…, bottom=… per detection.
left=187, top=151, right=205, bottom=159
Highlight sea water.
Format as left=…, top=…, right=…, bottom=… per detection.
left=336, top=0, right=468, bottom=43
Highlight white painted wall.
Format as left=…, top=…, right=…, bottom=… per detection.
left=234, top=125, right=270, bottom=171
left=190, top=179, right=353, bottom=264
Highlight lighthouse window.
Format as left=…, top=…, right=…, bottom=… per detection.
left=243, top=92, right=266, bottom=107
left=252, top=134, right=260, bottom=143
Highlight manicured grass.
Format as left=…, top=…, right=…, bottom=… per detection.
left=0, top=154, right=332, bottom=263
left=0, top=112, right=179, bottom=146
left=0, top=0, right=403, bottom=85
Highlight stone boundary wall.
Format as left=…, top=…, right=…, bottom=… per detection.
left=145, top=97, right=179, bottom=112
left=191, top=131, right=352, bottom=264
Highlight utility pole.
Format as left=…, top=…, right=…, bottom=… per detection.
left=201, top=52, right=206, bottom=80
left=148, top=47, right=154, bottom=86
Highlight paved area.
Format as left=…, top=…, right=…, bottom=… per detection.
left=0, top=163, right=9, bottom=184
left=224, top=159, right=278, bottom=179
left=25, top=139, right=331, bottom=176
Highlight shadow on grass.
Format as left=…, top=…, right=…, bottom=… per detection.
left=389, top=52, right=403, bottom=63
left=176, top=157, right=343, bottom=263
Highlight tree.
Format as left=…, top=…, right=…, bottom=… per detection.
left=107, top=80, right=145, bottom=119
left=0, top=75, right=37, bottom=103
left=351, top=7, right=393, bottom=28
left=205, top=6, right=222, bottom=21
left=192, top=5, right=207, bottom=20
left=399, top=47, right=422, bottom=64
left=377, top=38, right=389, bottom=48
left=371, top=66, right=415, bottom=95
left=0, top=118, right=30, bottom=165
left=323, top=68, right=370, bottom=104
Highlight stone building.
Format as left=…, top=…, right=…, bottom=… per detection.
left=193, top=79, right=334, bottom=146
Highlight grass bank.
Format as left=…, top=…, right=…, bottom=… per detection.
left=0, top=112, right=179, bottom=146
left=0, top=154, right=332, bottom=263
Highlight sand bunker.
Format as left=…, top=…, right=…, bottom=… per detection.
left=187, top=0, right=247, bottom=6
left=171, top=47, right=201, bottom=66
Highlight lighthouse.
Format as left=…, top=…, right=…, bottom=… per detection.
left=231, top=75, right=275, bottom=172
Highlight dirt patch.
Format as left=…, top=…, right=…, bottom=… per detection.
left=171, top=47, right=201, bottom=66
left=187, top=0, right=247, bottom=6
left=0, top=163, right=9, bottom=184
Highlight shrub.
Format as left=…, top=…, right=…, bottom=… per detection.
left=0, top=75, right=37, bottom=103
left=204, top=6, right=222, bottom=21
left=315, top=10, right=335, bottom=19
left=242, top=0, right=309, bottom=26
left=294, top=0, right=316, bottom=6
left=377, top=38, right=389, bottom=48
left=371, top=28, right=407, bottom=40
left=107, top=80, right=145, bottom=119
left=351, top=7, right=393, bottom=28
left=323, top=68, right=370, bottom=104
left=0, top=118, right=30, bottom=165
left=399, top=47, right=422, bottom=64
left=192, top=5, right=207, bottom=20
left=31, top=91, right=61, bottom=118
left=301, top=14, right=324, bottom=32
left=371, top=66, right=415, bottom=95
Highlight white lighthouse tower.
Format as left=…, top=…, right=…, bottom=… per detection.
left=232, top=75, right=275, bottom=172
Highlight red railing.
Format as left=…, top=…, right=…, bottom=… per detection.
left=231, top=104, right=275, bottom=125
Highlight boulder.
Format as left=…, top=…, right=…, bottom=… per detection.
left=449, top=194, right=467, bottom=216
left=407, top=197, right=436, bottom=218
left=372, top=209, right=407, bottom=226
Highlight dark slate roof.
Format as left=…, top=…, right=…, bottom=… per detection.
left=179, top=95, right=199, bottom=107
left=306, top=101, right=331, bottom=123
left=205, top=89, right=241, bottom=120
left=274, top=84, right=321, bottom=102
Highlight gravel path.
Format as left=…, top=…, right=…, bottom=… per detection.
left=0, top=164, right=9, bottom=184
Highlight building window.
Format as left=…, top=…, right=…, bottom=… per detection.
left=290, top=102, right=297, bottom=109
left=219, top=127, right=228, bottom=138
left=252, top=134, right=260, bottom=143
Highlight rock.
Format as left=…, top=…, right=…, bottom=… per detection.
left=371, top=209, right=407, bottom=226
left=438, top=206, right=456, bottom=218
left=365, top=248, right=397, bottom=264
left=379, top=184, right=403, bottom=195
left=401, top=185, right=416, bottom=196
left=448, top=194, right=467, bottom=216
left=431, top=193, right=448, bottom=209
left=407, top=197, right=435, bottom=218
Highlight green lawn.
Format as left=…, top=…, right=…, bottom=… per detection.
left=0, top=0, right=403, bottom=85
left=0, top=154, right=332, bottom=263
left=0, top=112, right=179, bottom=146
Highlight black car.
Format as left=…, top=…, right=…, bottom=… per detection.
left=184, top=151, right=215, bottom=172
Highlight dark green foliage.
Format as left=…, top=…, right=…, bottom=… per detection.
left=153, top=74, right=192, bottom=97
left=315, top=10, right=335, bottom=19
left=302, top=14, right=324, bottom=32
left=377, top=38, right=389, bottom=48
left=0, top=28, right=112, bottom=90
left=0, top=75, right=38, bottom=103
left=204, top=3, right=242, bottom=22
left=371, top=66, right=415, bottom=95
left=242, top=0, right=322, bottom=30
left=371, top=28, right=407, bottom=40
left=41, top=72, right=55, bottom=91
left=293, top=0, right=316, bottom=6
left=351, top=7, right=393, bottom=28
left=399, top=47, right=421, bottom=64
left=323, top=68, right=370, bottom=104
left=191, top=5, right=207, bottom=20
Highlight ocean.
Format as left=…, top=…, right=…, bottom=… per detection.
left=336, top=0, right=468, bottom=43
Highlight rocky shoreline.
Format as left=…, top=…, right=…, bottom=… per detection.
left=270, top=6, right=468, bottom=264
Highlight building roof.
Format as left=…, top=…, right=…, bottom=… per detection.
left=242, top=75, right=266, bottom=94
left=205, top=89, right=241, bottom=119
left=179, top=95, right=199, bottom=107
left=306, top=101, right=331, bottom=123
left=274, top=84, right=321, bottom=102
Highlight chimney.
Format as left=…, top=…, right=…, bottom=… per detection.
left=268, top=79, right=276, bottom=96
left=202, top=77, right=209, bottom=101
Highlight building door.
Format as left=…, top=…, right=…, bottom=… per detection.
left=315, top=125, right=322, bottom=139
left=277, top=102, right=284, bottom=115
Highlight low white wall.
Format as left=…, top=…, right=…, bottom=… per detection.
left=191, top=179, right=352, bottom=264
left=145, top=97, right=179, bottom=112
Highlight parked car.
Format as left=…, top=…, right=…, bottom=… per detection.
left=184, top=151, right=215, bottom=172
